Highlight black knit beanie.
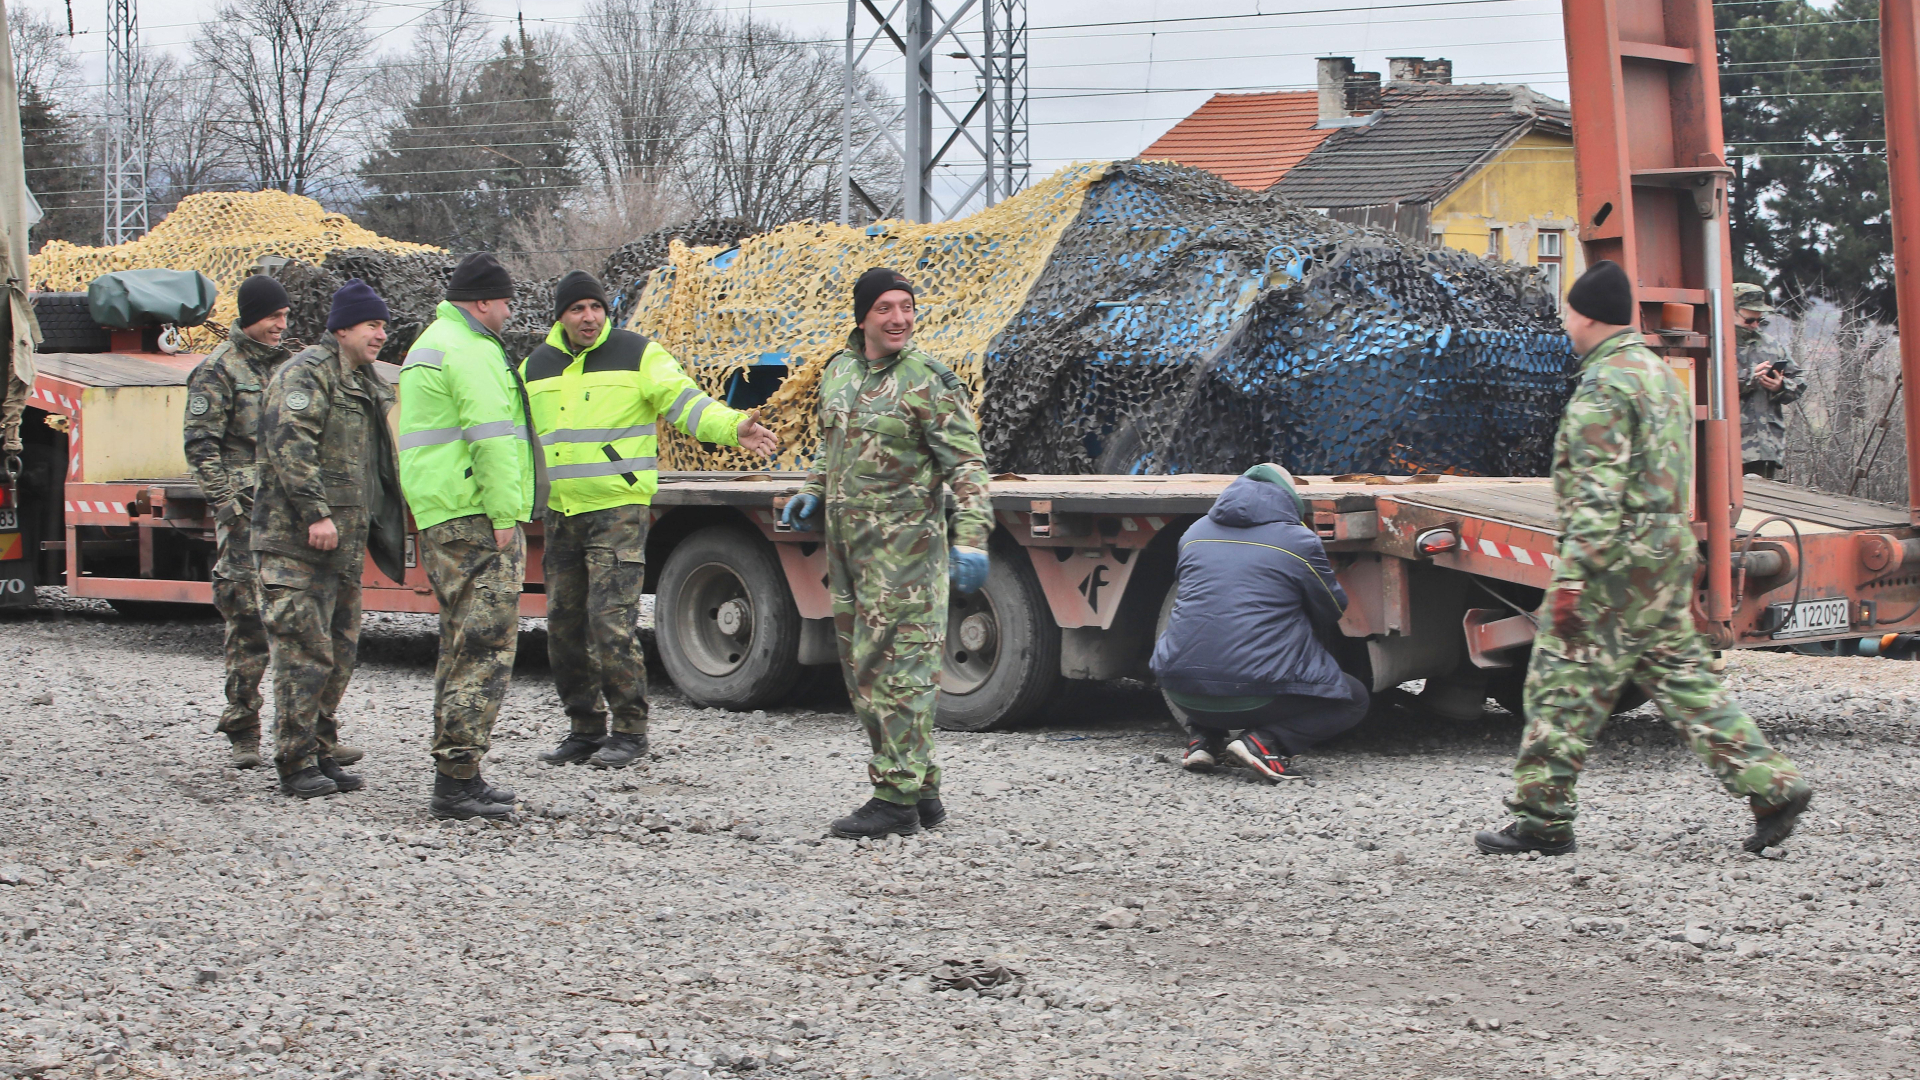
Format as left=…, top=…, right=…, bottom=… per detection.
left=327, top=279, right=391, bottom=332
left=553, top=270, right=610, bottom=320
left=1566, top=259, right=1634, bottom=326
left=446, top=252, right=515, bottom=301
left=852, top=267, right=915, bottom=325
left=236, top=275, right=292, bottom=330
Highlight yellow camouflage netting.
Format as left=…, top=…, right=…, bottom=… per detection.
left=631, top=163, right=1109, bottom=472
left=28, top=191, right=441, bottom=352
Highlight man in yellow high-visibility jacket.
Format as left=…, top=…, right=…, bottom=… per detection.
left=524, top=271, right=777, bottom=768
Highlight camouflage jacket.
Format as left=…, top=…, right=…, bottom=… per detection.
left=1550, top=331, right=1694, bottom=587
left=251, top=335, right=400, bottom=573
left=1735, top=325, right=1804, bottom=466
left=182, top=320, right=290, bottom=522
left=798, top=330, right=993, bottom=550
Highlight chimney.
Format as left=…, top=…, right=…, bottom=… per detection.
left=1317, top=57, right=1355, bottom=123
left=1345, top=71, right=1382, bottom=114
left=1388, top=56, right=1453, bottom=84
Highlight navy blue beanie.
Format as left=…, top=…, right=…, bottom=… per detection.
left=327, top=279, right=390, bottom=332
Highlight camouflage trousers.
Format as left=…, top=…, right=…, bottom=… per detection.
left=827, top=506, right=946, bottom=806
left=1511, top=574, right=1809, bottom=843
left=210, top=512, right=270, bottom=738
left=543, top=505, right=649, bottom=738
left=257, top=549, right=364, bottom=775
left=422, top=515, right=524, bottom=779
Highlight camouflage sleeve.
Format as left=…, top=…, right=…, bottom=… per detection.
left=1551, top=376, right=1633, bottom=586
left=924, top=370, right=993, bottom=550
left=183, top=359, right=239, bottom=518
left=260, top=364, right=332, bottom=528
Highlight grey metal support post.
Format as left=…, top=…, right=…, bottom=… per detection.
left=103, top=0, right=147, bottom=245
left=904, top=0, right=931, bottom=222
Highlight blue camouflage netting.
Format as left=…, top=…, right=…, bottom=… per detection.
left=979, top=161, right=1577, bottom=476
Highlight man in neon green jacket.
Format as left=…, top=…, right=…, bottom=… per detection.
left=397, top=253, right=538, bottom=821
left=523, top=271, right=777, bottom=769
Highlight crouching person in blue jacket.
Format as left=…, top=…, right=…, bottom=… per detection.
left=1151, top=464, right=1369, bottom=781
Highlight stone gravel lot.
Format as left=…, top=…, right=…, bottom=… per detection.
left=2, top=592, right=1917, bottom=1080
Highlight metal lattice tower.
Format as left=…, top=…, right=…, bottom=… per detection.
left=102, top=0, right=148, bottom=245
left=840, top=0, right=1031, bottom=224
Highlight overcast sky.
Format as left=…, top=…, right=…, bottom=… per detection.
left=22, top=0, right=1571, bottom=180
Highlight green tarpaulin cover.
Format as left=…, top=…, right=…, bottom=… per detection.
left=87, top=269, right=218, bottom=329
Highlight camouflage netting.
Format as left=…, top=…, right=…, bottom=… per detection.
left=638, top=160, right=1575, bottom=478
left=28, top=192, right=438, bottom=353
left=979, top=163, right=1578, bottom=476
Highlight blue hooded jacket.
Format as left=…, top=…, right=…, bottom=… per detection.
left=1151, top=473, right=1350, bottom=699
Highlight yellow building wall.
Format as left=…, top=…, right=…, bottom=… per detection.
left=1429, top=130, right=1584, bottom=298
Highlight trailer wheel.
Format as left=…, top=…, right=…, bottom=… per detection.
left=654, top=526, right=805, bottom=710
left=935, top=545, right=1059, bottom=731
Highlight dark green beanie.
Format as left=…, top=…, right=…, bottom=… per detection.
left=1242, top=463, right=1307, bottom=518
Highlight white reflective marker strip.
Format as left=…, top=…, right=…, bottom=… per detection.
left=547, top=457, right=659, bottom=479
left=539, top=424, right=656, bottom=446
left=684, top=395, right=716, bottom=435
left=462, top=421, right=525, bottom=441
left=1476, top=537, right=1560, bottom=570
left=402, top=348, right=445, bottom=369
left=398, top=426, right=461, bottom=451
left=664, top=387, right=699, bottom=424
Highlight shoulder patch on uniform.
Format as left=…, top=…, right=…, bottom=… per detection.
left=921, top=358, right=965, bottom=392
left=285, top=390, right=311, bottom=411
left=188, top=394, right=211, bottom=416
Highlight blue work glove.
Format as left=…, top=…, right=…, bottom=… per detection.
left=780, top=492, right=821, bottom=532
left=949, top=546, right=990, bottom=594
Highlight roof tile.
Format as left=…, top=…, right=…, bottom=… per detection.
left=1139, top=91, right=1334, bottom=191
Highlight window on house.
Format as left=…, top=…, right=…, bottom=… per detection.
left=1537, top=230, right=1565, bottom=295
left=1487, top=227, right=1504, bottom=261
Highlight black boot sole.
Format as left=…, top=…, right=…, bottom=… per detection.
left=280, top=782, right=339, bottom=800
left=1745, top=790, right=1813, bottom=853
left=829, top=821, right=922, bottom=839
left=429, top=801, right=512, bottom=821
left=1474, top=829, right=1576, bottom=856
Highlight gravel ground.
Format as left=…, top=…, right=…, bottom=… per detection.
left=2, top=590, right=1918, bottom=1080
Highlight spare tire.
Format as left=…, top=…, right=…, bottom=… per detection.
left=32, top=293, right=109, bottom=353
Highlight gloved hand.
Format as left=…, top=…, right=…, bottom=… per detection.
left=780, top=492, right=821, bottom=532
left=1547, top=585, right=1585, bottom=640
left=950, top=546, right=989, bottom=594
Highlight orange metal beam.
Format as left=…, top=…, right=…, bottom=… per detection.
left=1884, top=0, right=1920, bottom=526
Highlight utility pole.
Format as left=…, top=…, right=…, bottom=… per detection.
left=102, top=0, right=147, bottom=245
left=839, top=0, right=1029, bottom=224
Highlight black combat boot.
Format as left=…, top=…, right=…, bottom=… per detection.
left=916, top=796, right=947, bottom=829
left=228, top=731, right=263, bottom=770
left=317, top=756, right=364, bottom=793
left=279, top=766, right=339, bottom=800
left=1473, top=821, right=1576, bottom=856
left=429, top=772, right=513, bottom=821
left=1744, top=790, right=1812, bottom=854
left=589, top=733, right=647, bottom=770
left=472, top=768, right=516, bottom=805
left=828, top=798, right=922, bottom=840
left=539, top=735, right=603, bottom=766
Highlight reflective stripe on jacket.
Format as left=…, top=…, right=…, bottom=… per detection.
left=396, top=300, right=537, bottom=531
left=521, top=321, right=744, bottom=515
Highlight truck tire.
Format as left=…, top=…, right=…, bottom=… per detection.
left=654, top=526, right=805, bottom=710
left=32, top=293, right=110, bottom=353
left=935, top=544, right=1060, bottom=731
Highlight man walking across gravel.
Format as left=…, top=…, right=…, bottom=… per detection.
left=1733, top=282, right=1804, bottom=481
left=523, top=271, right=777, bottom=771
left=1476, top=260, right=1812, bottom=857
left=252, top=281, right=405, bottom=800
left=184, top=274, right=295, bottom=771
left=780, top=268, right=993, bottom=840
left=398, top=253, right=538, bottom=821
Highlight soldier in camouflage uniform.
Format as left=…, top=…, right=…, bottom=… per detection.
left=252, top=281, right=405, bottom=800
left=1477, top=261, right=1812, bottom=858
left=183, top=276, right=292, bottom=769
left=782, top=268, right=994, bottom=840
left=1733, top=282, right=1805, bottom=480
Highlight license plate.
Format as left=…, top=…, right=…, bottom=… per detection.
left=0, top=509, right=14, bottom=529
left=1769, top=597, right=1852, bottom=639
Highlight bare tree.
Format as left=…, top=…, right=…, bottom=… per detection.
left=139, top=50, right=244, bottom=217
left=573, top=0, right=714, bottom=199
left=1778, top=303, right=1908, bottom=504
left=7, top=4, right=80, bottom=100
left=680, top=20, right=891, bottom=229
left=193, top=0, right=375, bottom=197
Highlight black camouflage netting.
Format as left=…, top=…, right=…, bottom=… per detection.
left=272, top=218, right=752, bottom=365
left=979, top=163, right=1579, bottom=477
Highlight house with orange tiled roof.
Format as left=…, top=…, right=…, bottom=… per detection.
left=1142, top=57, right=1582, bottom=296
